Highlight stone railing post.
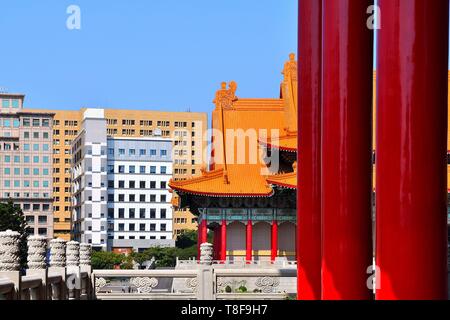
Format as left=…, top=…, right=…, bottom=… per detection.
left=26, top=236, right=48, bottom=300
left=66, top=241, right=80, bottom=299
left=0, top=230, right=21, bottom=299
left=48, top=238, right=67, bottom=299
left=79, top=243, right=92, bottom=299
left=197, top=243, right=214, bottom=300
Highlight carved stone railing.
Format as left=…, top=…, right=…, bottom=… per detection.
left=0, top=230, right=296, bottom=300
left=0, top=230, right=92, bottom=300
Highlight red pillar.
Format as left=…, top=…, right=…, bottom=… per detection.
left=271, top=222, right=278, bottom=262
left=220, top=220, right=227, bottom=261
left=246, top=221, right=253, bottom=262
left=376, top=0, right=448, bottom=300
left=322, top=0, right=373, bottom=300
left=201, top=219, right=208, bottom=244
left=297, top=0, right=322, bottom=300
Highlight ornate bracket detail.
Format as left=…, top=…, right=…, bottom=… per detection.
left=130, top=277, right=158, bottom=293
left=255, top=277, right=280, bottom=293
left=95, top=277, right=107, bottom=293
left=185, top=278, right=198, bottom=293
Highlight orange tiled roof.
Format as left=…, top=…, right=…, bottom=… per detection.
left=266, top=171, right=297, bottom=189
left=169, top=167, right=273, bottom=197
left=259, top=130, right=297, bottom=152
left=170, top=54, right=298, bottom=197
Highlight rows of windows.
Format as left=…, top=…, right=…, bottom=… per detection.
left=108, top=180, right=167, bottom=189
left=2, top=180, right=50, bottom=188
left=0, top=143, right=49, bottom=152
left=23, top=131, right=50, bottom=139
left=109, top=148, right=168, bottom=157
left=22, top=203, right=51, bottom=212
left=26, top=215, right=49, bottom=224
left=109, top=235, right=168, bottom=240
left=108, top=208, right=168, bottom=219
left=107, top=193, right=168, bottom=203
left=1, top=99, right=20, bottom=109
left=3, top=192, right=50, bottom=199
left=108, top=165, right=168, bottom=174
left=114, top=223, right=167, bottom=232
left=3, top=167, right=50, bottom=175
left=0, top=155, right=50, bottom=163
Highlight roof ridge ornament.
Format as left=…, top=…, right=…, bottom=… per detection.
left=282, top=53, right=297, bottom=81
left=213, top=81, right=238, bottom=109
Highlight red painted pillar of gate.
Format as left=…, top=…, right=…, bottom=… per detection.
left=322, top=0, right=373, bottom=300
left=297, top=0, right=322, bottom=300
left=376, top=0, right=448, bottom=300
left=220, top=220, right=227, bottom=261
left=271, top=222, right=278, bottom=262
left=246, top=221, right=253, bottom=263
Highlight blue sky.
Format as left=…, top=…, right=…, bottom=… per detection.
left=0, top=0, right=298, bottom=113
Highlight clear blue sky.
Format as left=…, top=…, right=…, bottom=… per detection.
left=0, top=0, right=298, bottom=113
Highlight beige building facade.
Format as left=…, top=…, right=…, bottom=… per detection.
left=0, top=93, right=54, bottom=238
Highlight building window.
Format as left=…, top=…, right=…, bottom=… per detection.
left=140, top=195, right=145, bottom=202
left=160, top=224, right=167, bottom=232
left=129, top=149, right=136, bottom=156
left=160, top=209, right=166, bottom=219
left=150, top=209, right=156, bottom=219
left=139, top=209, right=145, bottom=219
left=160, top=166, right=167, bottom=174
left=139, top=181, right=145, bottom=188
left=129, top=166, right=135, bottom=173
left=150, top=149, right=156, bottom=156
left=150, top=224, right=156, bottom=231
left=119, top=208, right=125, bottom=218
left=150, top=166, right=156, bottom=174
left=140, top=166, right=145, bottom=174
left=160, top=150, right=167, bottom=156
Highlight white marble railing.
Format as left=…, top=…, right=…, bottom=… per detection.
left=1, top=237, right=296, bottom=300
left=0, top=230, right=92, bottom=300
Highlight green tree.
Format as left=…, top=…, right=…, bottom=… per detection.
left=91, top=251, right=125, bottom=269
left=175, top=230, right=197, bottom=249
left=0, top=200, right=28, bottom=268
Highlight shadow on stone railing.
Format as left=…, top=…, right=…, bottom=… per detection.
left=0, top=230, right=92, bottom=300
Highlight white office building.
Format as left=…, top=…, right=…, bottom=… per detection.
left=71, top=109, right=174, bottom=252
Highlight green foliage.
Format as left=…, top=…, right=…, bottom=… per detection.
left=0, top=200, right=28, bottom=268
left=237, top=285, right=248, bottom=293
left=91, top=251, right=125, bottom=269
left=175, top=230, right=197, bottom=249
left=131, top=244, right=198, bottom=268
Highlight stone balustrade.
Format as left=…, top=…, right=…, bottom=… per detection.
left=0, top=230, right=92, bottom=300
left=0, top=230, right=297, bottom=300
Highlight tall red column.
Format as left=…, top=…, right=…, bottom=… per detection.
left=376, top=0, right=448, bottom=300
left=220, top=220, right=227, bottom=261
left=322, top=0, right=373, bottom=300
left=271, top=222, right=278, bottom=262
left=297, top=0, right=322, bottom=300
left=200, top=219, right=208, bottom=244
left=246, top=221, right=253, bottom=262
